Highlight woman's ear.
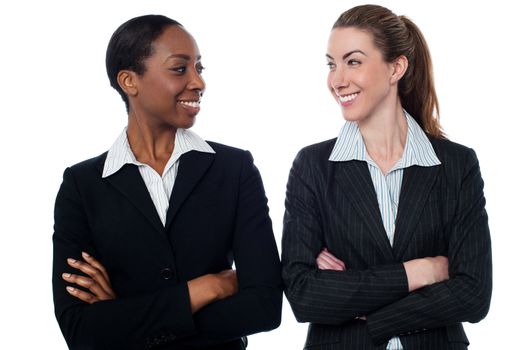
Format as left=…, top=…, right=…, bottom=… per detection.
left=390, top=55, right=408, bottom=85
left=117, top=70, right=138, bottom=97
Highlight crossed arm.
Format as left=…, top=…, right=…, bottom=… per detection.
left=63, top=252, right=237, bottom=313
left=282, top=149, right=491, bottom=344
left=53, top=152, right=282, bottom=349
left=317, top=248, right=449, bottom=294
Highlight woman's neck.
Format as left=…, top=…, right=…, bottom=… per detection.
left=357, top=101, right=407, bottom=174
left=126, top=108, right=176, bottom=175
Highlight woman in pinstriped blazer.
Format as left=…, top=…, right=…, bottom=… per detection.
left=282, top=5, right=492, bottom=350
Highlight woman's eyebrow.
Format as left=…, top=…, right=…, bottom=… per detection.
left=326, top=50, right=367, bottom=60
left=164, top=54, right=202, bottom=62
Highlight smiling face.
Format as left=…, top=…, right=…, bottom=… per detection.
left=126, top=25, right=205, bottom=129
left=327, top=27, right=400, bottom=123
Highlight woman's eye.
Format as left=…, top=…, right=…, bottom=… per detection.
left=327, top=62, right=336, bottom=70
left=197, top=66, right=205, bottom=74
left=171, top=66, right=186, bottom=74
left=348, top=59, right=360, bottom=66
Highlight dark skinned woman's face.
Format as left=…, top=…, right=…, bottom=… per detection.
left=131, top=25, right=205, bottom=129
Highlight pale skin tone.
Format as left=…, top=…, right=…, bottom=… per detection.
left=316, top=27, right=449, bottom=313
left=62, top=25, right=237, bottom=313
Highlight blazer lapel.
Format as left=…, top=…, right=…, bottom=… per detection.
left=393, top=165, right=440, bottom=260
left=103, top=164, right=165, bottom=234
left=165, top=151, right=215, bottom=229
left=334, top=161, right=395, bottom=262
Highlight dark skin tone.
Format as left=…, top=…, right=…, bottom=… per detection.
left=62, top=25, right=238, bottom=313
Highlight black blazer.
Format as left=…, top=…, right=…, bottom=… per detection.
left=282, top=137, right=492, bottom=350
left=52, top=142, right=282, bottom=350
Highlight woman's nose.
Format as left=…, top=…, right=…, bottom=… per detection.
left=188, top=68, right=206, bottom=93
left=329, top=67, right=348, bottom=92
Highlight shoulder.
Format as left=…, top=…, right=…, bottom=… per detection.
left=429, top=137, right=482, bottom=185
left=64, top=152, right=107, bottom=180
left=295, top=138, right=337, bottom=163
left=286, top=138, right=337, bottom=180
left=205, top=141, right=256, bottom=172
left=206, top=141, right=247, bottom=157
left=429, top=137, right=479, bottom=166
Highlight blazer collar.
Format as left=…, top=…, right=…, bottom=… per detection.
left=333, top=160, right=440, bottom=262
left=165, top=150, right=215, bottom=229
left=98, top=150, right=215, bottom=233
left=334, top=160, right=395, bottom=262
left=393, top=164, right=440, bottom=260
left=103, top=162, right=165, bottom=234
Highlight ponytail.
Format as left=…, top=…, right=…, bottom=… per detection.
left=399, top=16, right=444, bottom=138
left=333, top=5, right=445, bottom=138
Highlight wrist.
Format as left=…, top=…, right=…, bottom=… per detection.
left=403, top=258, right=429, bottom=292
left=187, top=274, right=220, bottom=313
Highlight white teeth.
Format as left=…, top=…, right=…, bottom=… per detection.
left=179, top=101, right=200, bottom=108
left=339, top=93, right=358, bottom=103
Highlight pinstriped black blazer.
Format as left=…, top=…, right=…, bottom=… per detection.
left=282, top=137, right=492, bottom=350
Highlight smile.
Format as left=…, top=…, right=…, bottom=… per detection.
left=178, top=100, right=200, bottom=108
left=338, top=92, right=359, bottom=103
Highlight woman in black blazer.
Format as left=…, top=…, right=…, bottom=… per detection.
left=282, top=5, right=491, bottom=350
left=52, top=15, right=282, bottom=349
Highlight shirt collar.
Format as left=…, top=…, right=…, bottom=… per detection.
left=329, top=110, right=441, bottom=169
left=102, top=127, right=215, bottom=178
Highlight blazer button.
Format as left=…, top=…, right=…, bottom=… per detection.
left=160, top=268, right=174, bottom=280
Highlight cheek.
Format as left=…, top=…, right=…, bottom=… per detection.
left=171, top=82, right=188, bottom=98
left=327, top=74, right=337, bottom=96
left=364, top=66, right=391, bottom=91
left=326, top=74, right=332, bottom=91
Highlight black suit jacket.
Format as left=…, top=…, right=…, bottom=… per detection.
left=282, top=137, right=492, bottom=350
left=52, top=142, right=282, bottom=350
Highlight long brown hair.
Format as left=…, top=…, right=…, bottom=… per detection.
left=333, top=5, right=445, bottom=138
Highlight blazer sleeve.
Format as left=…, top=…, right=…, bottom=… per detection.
left=282, top=149, right=409, bottom=324
left=53, top=167, right=197, bottom=349
left=365, top=149, right=492, bottom=345
left=190, top=151, right=283, bottom=340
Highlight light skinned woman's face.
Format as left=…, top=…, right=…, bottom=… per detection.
left=132, top=25, right=205, bottom=129
left=326, top=27, right=397, bottom=123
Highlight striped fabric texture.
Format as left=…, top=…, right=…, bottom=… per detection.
left=329, top=112, right=440, bottom=349
left=102, top=127, right=215, bottom=225
left=282, top=109, right=491, bottom=349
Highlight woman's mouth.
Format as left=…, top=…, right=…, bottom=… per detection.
left=178, top=100, right=201, bottom=114
left=338, top=92, right=359, bottom=107
left=178, top=100, right=200, bottom=108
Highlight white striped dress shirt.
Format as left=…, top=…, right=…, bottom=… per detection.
left=102, top=128, right=215, bottom=226
left=329, top=111, right=441, bottom=349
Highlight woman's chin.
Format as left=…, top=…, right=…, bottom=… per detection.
left=341, top=111, right=363, bottom=123
left=171, top=116, right=197, bottom=130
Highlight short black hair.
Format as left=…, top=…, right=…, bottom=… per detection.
left=105, top=15, right=182, bottom=111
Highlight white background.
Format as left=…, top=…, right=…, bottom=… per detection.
left=1, top=0, right=524, bottom=348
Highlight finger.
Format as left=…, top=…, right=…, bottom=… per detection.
left=66, top=286, right=98, bottom=304
left=316, top=247, right=345, bottom=270
left=67, top=258, right=100, bottom=276
left=82, top=252, right=111, bottom=282
left=320, top=251, right=346, bottom=269
left=62, top=273, right=95, bottom=289
left=81, top=252, right=115, bottom=297
left=316, top=253, right=337, bottom=269
left=63, top=273, right=114, bottom=300
left=317, top=252, right=345, bottom=270
left=322, top=250, right=345, bottom=266
left=316, top=256, right=334, bottom=270
left=67, top=258, right=116, bottom=298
